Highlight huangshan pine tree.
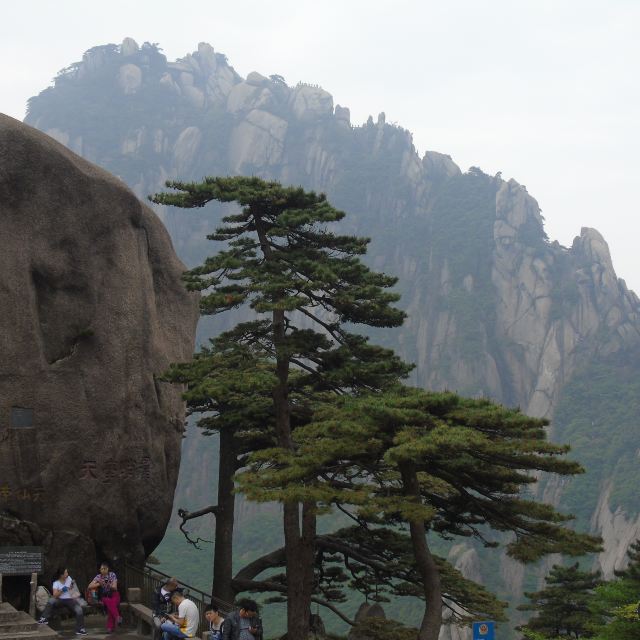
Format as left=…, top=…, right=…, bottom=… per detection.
left=588, top=539, right=640, bottom=640
left=151, top=176, right=410, bottom=639
left=518, top=563, right=604, bottom=639
left=240, top=386, right=602, bottom=640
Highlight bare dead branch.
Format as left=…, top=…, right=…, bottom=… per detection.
left=177, top=505, right=219, bottom=549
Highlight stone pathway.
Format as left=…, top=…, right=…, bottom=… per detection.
left=52, top=615, right=144, bottom=640
left=0, top=604, right=146, bottom=640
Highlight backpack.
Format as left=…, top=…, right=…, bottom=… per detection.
left=211, top=620, right=224, bottom=640
left=35, top=586, right=51, bottom=613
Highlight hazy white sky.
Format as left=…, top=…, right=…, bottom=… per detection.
left=2, top=0, right=639, bottom=293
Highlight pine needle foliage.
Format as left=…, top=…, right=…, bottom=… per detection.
left=151, top=177, right=411, bottom=392
left=241, top=386, right=601, bottom=563
left=161, top=335, right=278, bottom=446
left=588, top=540, right=640, bottom=640
left=151, top=175, right=414, bottom=459
left=614, top=539, right=640, bottom=583
left=518, top=563, right=604, bottom=639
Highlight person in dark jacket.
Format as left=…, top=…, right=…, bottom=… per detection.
left=151, top=577, right=179, bottom=640
left=221, top=599, right=262, bottom=640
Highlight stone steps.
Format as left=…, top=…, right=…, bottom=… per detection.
left=0, top=605, right=21, bottom=623
left=0, top=607, right=37, bottom=630
left=0, top=618, right=40, bottom=634
left=0, top=605, right=57, bottom=640
left=0, top=630, right=59, bottom=640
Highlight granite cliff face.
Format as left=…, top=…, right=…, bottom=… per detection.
left=24, top=39, right=640, bottom=633
left=0, top=114, right=199, bottom=587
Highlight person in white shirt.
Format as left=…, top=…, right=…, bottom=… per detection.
left=161, top=590, right=199, bottom=640
left=37, top=567, right=87, bottom=636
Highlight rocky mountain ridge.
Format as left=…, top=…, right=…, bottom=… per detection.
left=23, top=38, right=640, bottom=636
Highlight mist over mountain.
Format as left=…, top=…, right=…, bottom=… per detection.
left=24, top=38, right=640, bottom=637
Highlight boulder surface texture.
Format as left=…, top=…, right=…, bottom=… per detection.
left=0, top=114, right=198, bottom=587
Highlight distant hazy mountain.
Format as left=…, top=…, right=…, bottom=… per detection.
left=25, top=38, right=640, bottom=637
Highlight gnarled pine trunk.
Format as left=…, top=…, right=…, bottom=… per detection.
left=400, top=463, right=442, bottom=640
left=257, top=215, right=315, bottom=640
left=212, top=426, right=236, bottom=605
left=274, top=307, right=313, bottom=640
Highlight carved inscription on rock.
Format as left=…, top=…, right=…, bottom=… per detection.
left=79, top=456, right=152, bottom=483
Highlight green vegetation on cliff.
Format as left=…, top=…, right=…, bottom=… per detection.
left=553, top=349, right=640, bottom=526
left=430, top=169, right=498, bottom=362
left=518, top=563, right=604, bottom=639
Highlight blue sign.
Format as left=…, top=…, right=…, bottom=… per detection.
left=472, top=621, right=495, bottom=640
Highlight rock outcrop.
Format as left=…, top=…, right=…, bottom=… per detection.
left=0, top=114, right=199, bottom=586
left=591, top=483, right=640, bottom=577
left=347, top=603, right=387, bottom=640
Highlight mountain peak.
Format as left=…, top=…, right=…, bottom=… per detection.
left=120, top=37, right=139, bottom=56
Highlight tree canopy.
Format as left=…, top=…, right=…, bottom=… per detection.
left=518, top=563, right=604, bottom=639
left=240, top=385, right=602, bottom=639
left=153, top=176, right=601, bottom=640
left=589, top=540, right=640, bottom=640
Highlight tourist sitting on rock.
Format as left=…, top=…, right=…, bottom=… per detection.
left=37, top=567, right=88, bottom=636
left=205, top=605, right=225, bottom=640
left=160, top=590, right=199, bottom=640
left=221, top=599, right=262, bottom=640
left=152, top=576, right=179, bottom=640
left=87, top=561, right=121, bottom=633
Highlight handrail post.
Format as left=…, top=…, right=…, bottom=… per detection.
left=29, top=572, right=37, bottom=617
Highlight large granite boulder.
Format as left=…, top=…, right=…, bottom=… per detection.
left=0, top=114, right=199, bottom=587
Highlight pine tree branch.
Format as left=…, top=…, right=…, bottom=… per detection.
left=233, top=547, right=286, bottom=581
left=317, top=536, right=390, bottom=574
left=176, top=506, right=219, bottom=549
left=296, top=306, right=344, bottom=344
left=441, top=598, right=468, bottom=620
left=231, top=578, right=355, bottom=626
left=288, top=358, right=346, bottom=395
left=320, top=474, right=361, bottom=491
left=334, top=502, right=368, bottom=527
left=288, top=357, right=321, bottom=377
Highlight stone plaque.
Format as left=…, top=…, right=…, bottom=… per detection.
left=0, top=546, right=43, bottom=575
left=10, top=407, right=34, bottom=428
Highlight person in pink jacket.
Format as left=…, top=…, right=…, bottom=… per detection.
left=88, top=562, right=121, bottom=633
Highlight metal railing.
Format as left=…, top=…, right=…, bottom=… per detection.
left=123, top=564, right=235, bottom=629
